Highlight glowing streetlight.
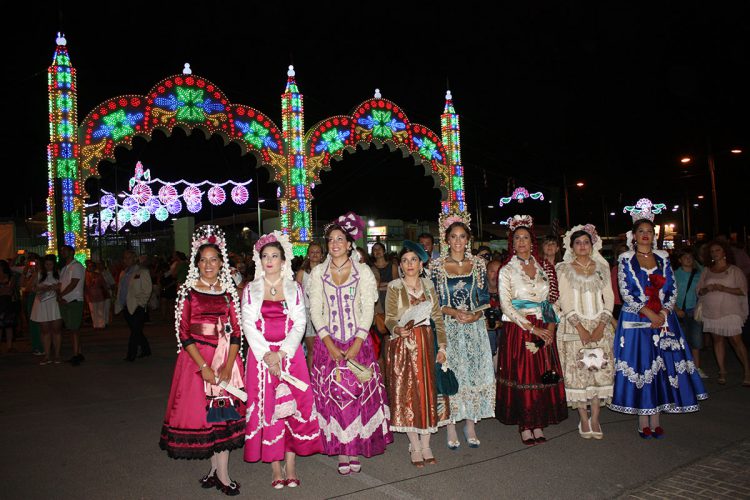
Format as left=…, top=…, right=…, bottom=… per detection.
left=680, top=157, right=692, bottom=164
left=576, top=182, right=585, bottom=187
left=697, top=195, right=704, bottom=199
left=368, top=220, right=375, bottom=227
left=731, top=149, right=742, bottom=154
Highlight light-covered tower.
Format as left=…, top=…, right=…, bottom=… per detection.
left=440, top=90, right=466, bottom=213
left=47, top=33, right=87, bottom=259
left=280, top=65, right=310, bottom=255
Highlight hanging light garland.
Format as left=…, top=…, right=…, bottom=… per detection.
left=498, top=187, right=544, bottom=207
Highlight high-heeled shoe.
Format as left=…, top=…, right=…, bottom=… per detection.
left=422, top=447, right=437, bottom=465
left=199, top=471, right=217, bottom=489
left=718, top=372, right=727, bottom=385
left=215, top=477, right=241, bottom=496
left=349, top=460, right=361, bottom=473
left=408, top=444, right=425, bottom=468
left=652, top=426, right=665, bottom=439
left=520, top=430, right=536, bottom=446
left=589, top=418, right=603, bottom=440
left=282, top=465, right=300, bottom=487
left=578, top=420, right=593, bottom=439
left=637, top=426, right=652, bottom=439
left=463, top=427, right=480, bottom=448
left=337, top=462, right=350, bottom=476
left=447, top=433, right=460, bottom=450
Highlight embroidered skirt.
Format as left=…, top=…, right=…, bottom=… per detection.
left=496, top=317, right=568, bottom=430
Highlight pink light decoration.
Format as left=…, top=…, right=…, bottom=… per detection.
left=158, top=185, right=178, bottom=204
left=231, top=185, right=249, bottom=204
left=183, top=186, right=202, bottom=205
left=208, top=186, right=226, bottom=206
left=131, top=183, right=152, bottom=204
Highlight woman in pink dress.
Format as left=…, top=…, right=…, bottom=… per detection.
left=243, top=231, right=323, bottom=489
left=159, top=226, right=245, bottom=496
left=697, top=239, right=749, bottom=385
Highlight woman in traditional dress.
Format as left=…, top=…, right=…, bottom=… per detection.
left=385, top=241, right=447, bottom=467
left=295, top=242, right=324, bottom=372
left=556, top=224, right=614, bottom=439
left=159, top=226, right=245, bottom=496
left=610, top=200, right=707, bottom=438
left=496, top=215, right=567, bottom=445
left=243, top=231, right=323, bottom=489
left=696, top=239, right=749, bottom=385
left=430, top=213, right=495, bottom=450
left=308, top=212, right=392, bottom=475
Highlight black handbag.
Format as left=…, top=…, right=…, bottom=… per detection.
left=432, top=319, right=459, bottom=396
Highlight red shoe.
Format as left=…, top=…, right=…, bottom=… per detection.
left=284, top=478, right=300, bottom=488
left=637, top=426, right=652, bottom=439
left=652, top=426, right=665, bottom=439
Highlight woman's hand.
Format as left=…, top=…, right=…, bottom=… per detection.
left=675, top=306, right=685, bottom=319
left=218, top=363, right=234, bottom=385
left=324, top=339, right=345, bottom=362
left=394, top=326, right=412, bottom=338
left=263, top=351, right=281, bottom=367
left=200, top=365, right=217, bottom=384
left=577, top=326, right=592, bottom=345
left=649, top=311, right=665, bottom=328
left=590, top=323, right=605, bottom=343
left=532, top=326, right=553, bottom=343
left=268, top=362, right=281, bottom=377
left=344, top=338, right=364, bottom=361
left=456, top=311, right=478, bottom=323
left=436, top=348, right=447, bottom=364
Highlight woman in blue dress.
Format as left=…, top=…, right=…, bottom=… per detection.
left=430, top=213, right=495, bottom=450
left=610, top=199, right=707, bottom=438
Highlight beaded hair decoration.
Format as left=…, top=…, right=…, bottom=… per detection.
left=173, top=225, right=243, bottom=357
left=252, top=230, right=294, bottom=281
left=438, top=211, right=472, bottom=258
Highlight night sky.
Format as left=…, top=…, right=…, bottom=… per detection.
left=4, top=3, right=750, bottom=239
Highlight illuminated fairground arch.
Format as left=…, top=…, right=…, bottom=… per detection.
left=46, top=34, right=466, bottom=258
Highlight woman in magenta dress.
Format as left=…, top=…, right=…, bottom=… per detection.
left=309, top=212, right=393, bottom=476
left=243, top=231, right=322, bottom=489
left=159, top=226, right=245, bottom=496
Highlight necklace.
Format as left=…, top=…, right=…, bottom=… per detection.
left=517, top=255, right=531, bottom=266
left=264, top=276, right=282, bottom=296
left=573, top=258, right=593, bottom=274
left=637, top=249, right=652, bottom=258
left=331, top=258, right=349, bottom=273
left=448, top=255, right=465, bottom=266
left=199, top=277, right=220, bottom=292
left=403, top=278, right=423, bottom=298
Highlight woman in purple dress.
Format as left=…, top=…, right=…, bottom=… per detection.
left=309, top=212, right=393, bottom=475
left=242, top=231, right=323, bottom=489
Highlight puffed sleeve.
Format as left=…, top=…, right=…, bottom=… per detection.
left=384, top=282, right=402, bottom=334
left=555, top=263, right=581, bottom=328
left=499, top=265, right=533, bottom=329
left=427, top=280, right=447, bottom=346
left=618, top=253, right=645, bottom=311
left=178, top=290, right=194, bottom=347
left=473, top=259, right=490, bottom=308
left=355, top=264, right=378, bottom=340
left=242, top=285, right=270, bottom=362
left=660, top=253, right=677, bottom=311
left=308, top=266, right=329, bottom=339
left=227, top=292, right=242, bottom=345
left=280, top=282, right=306, bottom=357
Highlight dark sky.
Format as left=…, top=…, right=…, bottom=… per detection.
left=5, top=2, right=750, bottom=238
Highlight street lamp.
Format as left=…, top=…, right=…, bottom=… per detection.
left=681, top=147, right=742, bottom=235
left=257, top=198, right=265, bottom=236
left=563, top=174, right=585, bottom=227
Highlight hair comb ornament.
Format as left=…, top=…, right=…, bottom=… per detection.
left=623, top=198, right=666, bottom=223
left=191, top=225, right=226, bottom=251
left=254, top=233, right=278, bottom=252
left=504, top=214, right=534, bottom=232
left=581, top=223, right=599, bottom=245
left=326, top=212, right=365, bottom=240
left=252, top=230, right=294, bottom=281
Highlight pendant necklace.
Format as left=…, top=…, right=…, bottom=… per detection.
left=199, top=277, right=220, bottom=292
left=331, top=258, right=349, bottom=273
left=403, top=278, right=423, bottom=298
left=574, top=258, right=593, bottom=274
left=517, top=255, right=531, bottom=266
left=637, top=249, right=652, bottom=258
left=264, top=276, right=282, bottom=297
left=449, top=255, right=465, bottom=266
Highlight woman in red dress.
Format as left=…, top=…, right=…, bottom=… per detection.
left=159, top=226, right=246, bottom=496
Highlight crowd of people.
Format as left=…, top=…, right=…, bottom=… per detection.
left=3, top=206, right=748, bottom=496
left=152, top=205, right=748, bottom=496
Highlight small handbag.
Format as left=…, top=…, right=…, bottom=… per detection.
left=206, top=395, right=241, bottom=423
left=347, top=358, right=373, bottom=383
left=577, top=346, right=608, bottom=371
left=435, top=361, right=459, bottom=396
left=272, top=382, right=297, bottom=421
left=693, top=302, right=703, bottom=322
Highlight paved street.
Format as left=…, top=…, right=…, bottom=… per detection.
left=2, top=315, right=749, bottom=499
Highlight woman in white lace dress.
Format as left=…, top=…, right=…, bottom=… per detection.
left=556, top=225, right=614, bottom=439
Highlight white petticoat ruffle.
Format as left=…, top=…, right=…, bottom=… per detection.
left=702, top=314, right=744, bottom=337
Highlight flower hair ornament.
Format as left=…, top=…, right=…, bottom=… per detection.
left=623, top=198, right=665, bottom=250
left=173, top=225, right=243, bottom=357
left=252, top=230, right=294, bottom=281
left=505, top=214, right=534, bottom=232
left=323, top=211, right=365, bottom=241
left=562, top=223, right=609, bottom=269
left=438, top=211, right=472, bottom=258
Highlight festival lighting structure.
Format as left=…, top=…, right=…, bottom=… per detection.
left=498, top=187, right=544, bottom=207
left=47, top=36, right=467, bottom=251
left=47, top=33, right=87, bottom=261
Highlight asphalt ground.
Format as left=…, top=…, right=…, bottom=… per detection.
left=2, top=313, right=749, bottom=499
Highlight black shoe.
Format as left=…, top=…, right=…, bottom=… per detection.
left=199, top=471, right=217, bottom=489
left=215, top=477, right=240, bottom=496
left=137, top=351, right=151, bottom=358
left=123, top=356, right=135, bottom=362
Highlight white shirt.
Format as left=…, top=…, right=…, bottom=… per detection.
left=60, top=260, right=85, bottom=301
